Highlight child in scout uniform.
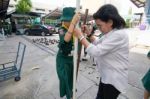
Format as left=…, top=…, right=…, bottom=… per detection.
left=56, top=7, right=79, bottom=99
left=142, top=51, right=150, bottom=99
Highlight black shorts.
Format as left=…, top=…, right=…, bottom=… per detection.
left=96, top=80, right=120, bottom=99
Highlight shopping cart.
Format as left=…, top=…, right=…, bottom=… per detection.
left=0, top=42, right=26, bottom=82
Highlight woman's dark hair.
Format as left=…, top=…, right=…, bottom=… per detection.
left=93, top=4, right=126, bottom=29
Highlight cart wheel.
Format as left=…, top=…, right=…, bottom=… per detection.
left=15, top=76, right=21, bottom=81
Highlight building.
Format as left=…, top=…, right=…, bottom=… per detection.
left=80, top=0, right=144, bottom=15
left=8, top=0, right=58, bottom=16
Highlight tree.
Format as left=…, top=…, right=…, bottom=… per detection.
left=15, top=0, right=32, bottom=14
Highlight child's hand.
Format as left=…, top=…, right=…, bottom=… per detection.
left=71, top=13, right=81, bottom=26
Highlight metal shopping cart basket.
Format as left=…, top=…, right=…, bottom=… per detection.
left=0, top=42, right=26, bottom=82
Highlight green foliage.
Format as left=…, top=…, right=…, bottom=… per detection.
left=16, top=0, right=32, bottom=14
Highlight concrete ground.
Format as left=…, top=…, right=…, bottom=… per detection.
left=0, top=28, right=150, bottom=99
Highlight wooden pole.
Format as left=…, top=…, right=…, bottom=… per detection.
left=76, top=9, right=88, bottom=77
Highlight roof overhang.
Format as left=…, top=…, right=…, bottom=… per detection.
left=130, top=0, right=146, bottom=8
left=43, top=8, right=62, bottom=19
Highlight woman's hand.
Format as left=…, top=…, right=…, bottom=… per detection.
left=74, top=28, right=83, bottom=38
left=74, top=28, right=90, bottom=48
left=81, top=25, right=91, bottom=35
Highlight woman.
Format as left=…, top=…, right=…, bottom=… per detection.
left=56, top=7, right=79, bottom=99
left=73, top=4, right=129, bottom=99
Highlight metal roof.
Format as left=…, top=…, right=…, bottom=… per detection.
left=43, top=8, right=62, bottom=19
left=130, top=0, right=146, bottom=8
left=0, top=0, right=10, bottom=19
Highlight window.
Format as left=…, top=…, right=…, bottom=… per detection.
left=35, top=8, right=45, bottom=12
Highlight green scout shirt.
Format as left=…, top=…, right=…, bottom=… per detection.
left=142, top=68, right=150, bottom=92
left=56, top=26, right=74, bottom=99
left=147, top=51, right=150, bottom=58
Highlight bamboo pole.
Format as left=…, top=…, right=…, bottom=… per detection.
left=73, top=0, right=80, bottom=99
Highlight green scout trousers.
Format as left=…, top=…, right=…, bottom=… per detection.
left=56, top=54, right=73, bottom=99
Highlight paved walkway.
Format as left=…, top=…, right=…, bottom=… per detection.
left=0, top=28, right=150, bottom=99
